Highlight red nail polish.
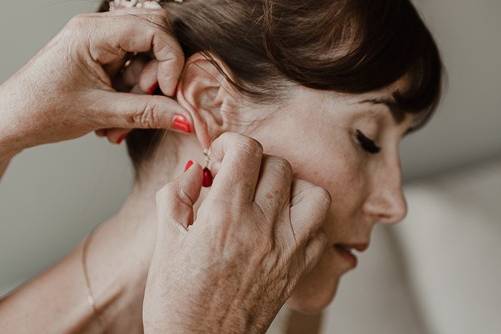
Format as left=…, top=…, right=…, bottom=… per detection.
left=202, top=167, right=213, bottom=188
left=147, top=82, right=159, bottom=95
left=116, top=134, right=128, bottom=144
left=184, top=160, right=194, bottom=172
left=172, top=115, right=192, bottom=133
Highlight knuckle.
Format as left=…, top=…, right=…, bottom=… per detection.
left=142, top=12, right=169, bottom=27
left=132, top=13, right=171, bottom=36
left=310, top=186, right=332, bottom=210
left=157, top=40, right=184, bottom=67
left=238, top=136, right=264, bottom=157
left=131, top=101, right=161, bottom=128
left=176, top=187, right=194, bottom=207
left=215, top=132, right=237, bottom=147
left=267, top=157, right=293, bottom=181
left=224, top=133, right=264, bottom=159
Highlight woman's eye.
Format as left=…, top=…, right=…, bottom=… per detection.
left=355, top=129, right=381, bottom=154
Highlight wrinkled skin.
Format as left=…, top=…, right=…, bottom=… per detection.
left=0, top=9, right=189, bottom=158
left=144, top=133, right=330, bottom=333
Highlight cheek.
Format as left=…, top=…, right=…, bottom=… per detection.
left=249, top=105, right=368, bottom=221
left=248, top=109, right=371, bottom=310
left=295, top=149, right=366, bottom=221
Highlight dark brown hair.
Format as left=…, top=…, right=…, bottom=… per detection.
left=100, top=0, right=443, bottom=171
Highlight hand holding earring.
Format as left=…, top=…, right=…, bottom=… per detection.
left=183, top=149, right=213, bottom=188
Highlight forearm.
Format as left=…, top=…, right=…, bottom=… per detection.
left=0, top=116, right=16, bottom=179
left=0, top=154, right=13, bottom=179
left=0, top=131, right=20, bottom=179
left=0, top=81, right=28, bottom=179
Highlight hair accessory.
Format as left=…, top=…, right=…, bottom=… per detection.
left=109, top=0, right=182, bottom=10
left=202, top=149, right=213, bottom=188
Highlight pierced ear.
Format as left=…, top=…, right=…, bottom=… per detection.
left=176, top=53, right=237, bottom=150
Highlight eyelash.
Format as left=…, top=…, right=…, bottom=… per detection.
left=355, top=129, right=381, bottom=154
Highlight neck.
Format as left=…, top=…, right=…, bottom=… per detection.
left=81, top=132, right=205, bottom=331
left=0, top=133, right=207, bottom=334
left=98, top=132, right=206, bottom=278
left=128, top=132, right=206, bottom=197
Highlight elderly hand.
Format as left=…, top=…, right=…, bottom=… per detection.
left=143, top=133, right=330, bottom=333
left=0, top=8, right=190, bottom=156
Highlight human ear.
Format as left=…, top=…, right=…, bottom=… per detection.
left=176, top=53, right=238, bottom=150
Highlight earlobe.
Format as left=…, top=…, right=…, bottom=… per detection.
left=175, top=53, right=235, bottom=150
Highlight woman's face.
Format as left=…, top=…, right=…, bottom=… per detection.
left=164, top=57, right=419, bottom=313
left=234, top=79, right=415, bottom=313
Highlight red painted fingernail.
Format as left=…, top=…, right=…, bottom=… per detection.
left=116, top=133, right=128, bottom=144
left=184, top=160, right=194, bottom=172
left=202, top=167, right=213, bottom=188
left=147, top=82, right=159, bottom=95
left=172, top=115, right=192, bottom=133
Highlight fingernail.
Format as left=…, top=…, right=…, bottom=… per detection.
left=147, top=82, right=159, bottom=95
left=184, top=160, right=194, bottom=172
left=172, top=115, right=193, bottom=133
left=116, top=134, right=128, bottom=144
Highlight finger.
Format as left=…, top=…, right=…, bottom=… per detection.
left=139, top=59, right=161, bottom=94
left=86, top=10, right=184, bottom=96
left=277, top=229, right=328, bottom=299
left=285, top=229, right=328, bottom=293
left=93, top=90, right=193, bottom=133
left=105, top=128, right=131, bottom=144
left=156, top=161, right=203, bottom=234
left=253, top=155, right=293, bottom=223
left=207, top=133, right=264, bottom=204
left=95, top=129, right=108, bottom=137
left=281, top=179, right=331, bottom=248
left=302, top=229, right=329, bottom=274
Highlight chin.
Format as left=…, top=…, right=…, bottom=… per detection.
left=285, top=276, right=340, bottom=314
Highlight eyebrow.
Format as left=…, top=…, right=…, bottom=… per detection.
left=358, top=96, right=406, bottom=125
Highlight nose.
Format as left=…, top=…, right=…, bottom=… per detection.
left=363, top=162, right=408, bottom=225
left=364, top=186, right=408, bottom=225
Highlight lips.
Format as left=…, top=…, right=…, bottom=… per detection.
left=333, top=242, right=369, bottom=268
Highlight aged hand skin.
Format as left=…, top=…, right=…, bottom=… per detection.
left=0, top=9, right=191, bottom=333
left=143, top=133, right=330, bottom=333
left=0, top=8, right=189, bottom=162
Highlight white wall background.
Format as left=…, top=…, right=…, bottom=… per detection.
left=0, top=1, right=500, bottom=333
left=0, top=0, right=132, bottom=293
left=400, top=0, right=501, bottom=178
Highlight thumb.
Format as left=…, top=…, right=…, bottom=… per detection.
left=156, top=161, right=203, bottom=234
left=94, top=90, right=193, bottom=134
